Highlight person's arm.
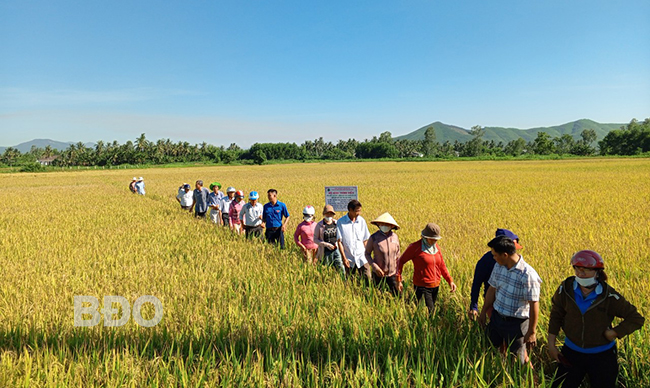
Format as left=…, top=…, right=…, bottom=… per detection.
left=238, top=204, right=246, bottom=222
left=190, top=193, right=196, bottom=212
left=294, top=225, right=306, bottom=251
left=281, top=204, right=289, bottom=232
left=176, top=192, right=182, bottom=203
left=524, top=301, right=539, bottom=348
left=478, top=286, right=495, bottom=326
left=437, top=247, right=456, bottom=292
left=608, top=291, right=646, bottom=340
left=314, top=222, right=329, bottom=248
left=469, top=254, right=490, bottom=314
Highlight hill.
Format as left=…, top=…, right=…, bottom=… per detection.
left=0, top=139, right=95, bottom=154
left=396, top=119, right=624, bottom=144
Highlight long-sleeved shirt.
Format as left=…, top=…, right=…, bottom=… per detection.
left=135, top=181, right=145, bottom=195
left=337, top=214, right=370, bottom=268
left=294, top=221, right=317, bottom=249
left=365, top=230, right=400, bottom=277
left=228, top=200, right=244, bottom=225
left=314, top=219, right=340, bottom=260
left=397, top=239, right=452, bottom=288
left=549, top=277, right=645, bottom=350
left=208, top=191, right=224, bottom=209
left=469, top=251, right=496, bottom=311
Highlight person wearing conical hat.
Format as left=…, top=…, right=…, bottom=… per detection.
left=365, top=212, right=401, bottom=295
left=397, top=222, right=457, bottom=314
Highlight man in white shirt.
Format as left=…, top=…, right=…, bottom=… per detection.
left=176, top=184, right=193, bottom=211
left=239, top=191, right=264, bottom=239
left=337, top=199, right=371, bottom=283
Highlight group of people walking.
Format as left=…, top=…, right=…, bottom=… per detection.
left=169, top=179, right=644, bottom=387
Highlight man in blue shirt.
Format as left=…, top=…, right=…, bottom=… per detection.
left=190, top=180, right=210, bottom=219
left=468, top=228, right=523, bottom=320
left=262, top=189, right=290, bottom=249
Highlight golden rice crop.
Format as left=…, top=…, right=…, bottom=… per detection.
left=0, top=158, right=648, bottom=387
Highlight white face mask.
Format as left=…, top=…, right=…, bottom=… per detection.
left=324, top=216, right=333, bottom=222
left=304, top=216, right=313, bottom=222
left=379, top=225, right=392, bottom=233
left=575, top=275, right=598, bottom=287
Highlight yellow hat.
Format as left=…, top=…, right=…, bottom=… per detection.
left=371, top=212, right=400, bottom=230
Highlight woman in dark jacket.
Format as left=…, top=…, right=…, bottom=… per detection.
left=547, top=250, right=645, bottom=388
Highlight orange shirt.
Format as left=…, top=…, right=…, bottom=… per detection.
left=397, top=239, right=452, bottom=288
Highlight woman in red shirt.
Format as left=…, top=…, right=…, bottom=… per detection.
left=397, top=222, right=457, bottom=314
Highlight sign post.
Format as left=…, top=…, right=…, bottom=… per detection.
left=325, top=186, right=358, bottom=212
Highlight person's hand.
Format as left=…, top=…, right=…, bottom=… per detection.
left=604, top=329, right=618, bottom=342
left=449, top=282, right=457, bottom=293
left=325, top=243, right=336, bottom=250
left=548, top=344, right=560, bottom=362
left=281, top=224, right=286, bottom=232
left=478, top=312, right=487, bottom=327
left=397, top=282, right=403, bottom=293
left=343, top=258, right=350, bottom=269
left=374, top=267, right=385, bottom=277
left=524, top=330, right=537, bottom=348
left=468, top=309, right=479, bottom=321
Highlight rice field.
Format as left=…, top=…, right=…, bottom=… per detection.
left=0, top=158, right=648, bottom=387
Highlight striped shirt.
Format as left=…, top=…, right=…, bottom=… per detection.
left=488, top=255, right=542, bottom=319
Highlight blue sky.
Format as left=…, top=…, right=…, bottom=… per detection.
left=1, top=0, right=649, bottom=147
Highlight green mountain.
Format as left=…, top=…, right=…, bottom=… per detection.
left=395, top=119, right=624, bottom=144
left=0, top=139, right=95, bottom=154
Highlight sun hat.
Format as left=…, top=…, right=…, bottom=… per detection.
left=495, top=228, right=523, bottom=249
left=249, top=191, right=259, bottom=200
left=132, top=177, right=137, bottom=180
left=322, top=204, right=336, bottom=216
left=183, top=184, right=191, bottom=190
left=138, top=177, right=144, bottom=181
left=421, top=222, right=441, bottom=239
left=226, top=186, right=236, bottom=193
left=235, top=190, right=244, bottom=198
left=571, top=250, right=604, bottom=269
left=371, top=212, right=400, bottom=230
left=209, top=182, right=221, bottom=190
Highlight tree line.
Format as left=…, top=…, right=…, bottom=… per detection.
left=2, top=118, right=648, bottom=169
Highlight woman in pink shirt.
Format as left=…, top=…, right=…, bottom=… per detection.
left=294, top=205, right=318, bottom=263
left=228, top=190, right=246, bottom=235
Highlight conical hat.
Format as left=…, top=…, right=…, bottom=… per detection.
left=371, top=212, right=400, bottom=230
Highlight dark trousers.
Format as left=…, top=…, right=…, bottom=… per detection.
left=551, top=345, right=618, bottom=388
left=221, top=213, right=229, bottom=226
left=181, top=205, right=192, bottom=211
left=195, top=211, right=206, bottom=219
left=243, top=225, right=263, bottom=239
left=265, top=227, right=285, bottom=249
left=414, top=286, right=439, bottom=314
left=485, top=310, right=529, bottom=362
left=373, top=274, right=400, bottom=295
left=347, top=263, right=371, bottom=284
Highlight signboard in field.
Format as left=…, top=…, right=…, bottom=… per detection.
left=325, top=186, right=358, bottom=212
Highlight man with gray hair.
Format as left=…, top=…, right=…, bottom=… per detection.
left=190, top=180, right=210, bottom=219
